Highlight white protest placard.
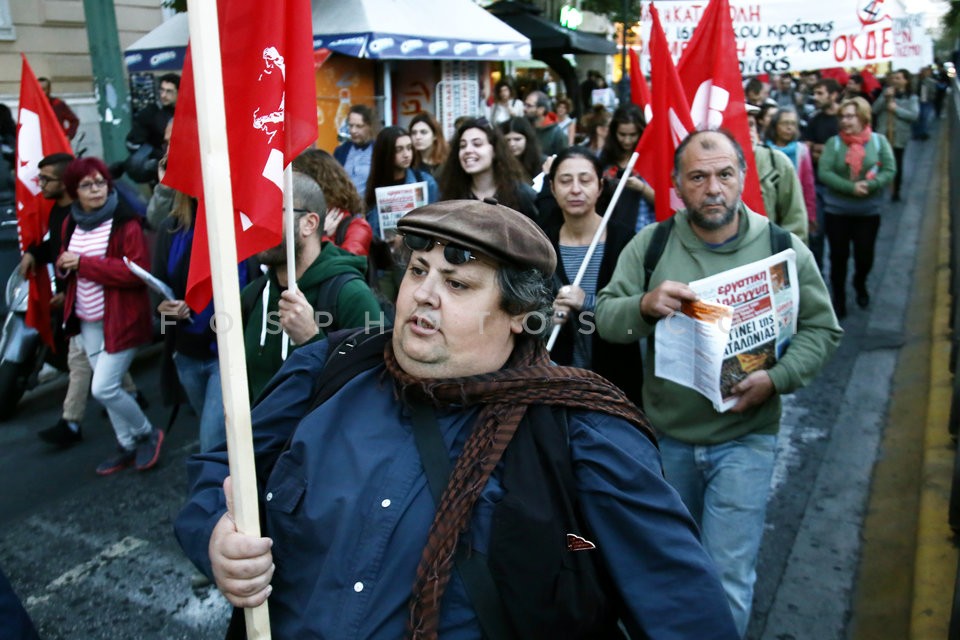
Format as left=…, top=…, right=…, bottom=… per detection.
left=639, top=1, right=934, bottom=75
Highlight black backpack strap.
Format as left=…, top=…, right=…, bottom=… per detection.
left=334, top=216, right=352, bottom=246
left=768, top=221, right=793, bottom=255
left=306, top=328, right=390, bottom=412
left=643, top=217, right=675, bottom=288
left=312, top=271, right=363, bottom=334
left=409, top=402, right=518, bottom=640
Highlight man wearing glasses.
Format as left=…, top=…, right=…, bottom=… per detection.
left=175, top=199, right=738, bottom=639
left=524, top=90, right=569, bottom=157
left=239, top=172, right=382, bottom=402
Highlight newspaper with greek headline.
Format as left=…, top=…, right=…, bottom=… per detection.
left=376, top=181, right=429, bottom=241
left=654, top=249, right=799, bottom=412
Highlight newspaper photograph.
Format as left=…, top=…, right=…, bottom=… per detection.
left=655, top=249, right=798, bottom=412
left=376, top=181, right=429, bottom=241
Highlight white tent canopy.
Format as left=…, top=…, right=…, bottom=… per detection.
left=125, top=0, right=531, bottom=72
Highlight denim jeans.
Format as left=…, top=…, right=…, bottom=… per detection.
left=173, top=352, right=224, bottom=453
left=658, top=433, right=777, bottom=638
left=79, top=321, right=152, bottom=450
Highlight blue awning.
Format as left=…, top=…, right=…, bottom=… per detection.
left=125, top=0, right=531, bottom=72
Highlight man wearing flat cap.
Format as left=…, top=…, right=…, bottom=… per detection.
left=175, top=200, right=738, bottom=639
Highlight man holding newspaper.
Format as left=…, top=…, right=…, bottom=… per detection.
left=596, top=130, right=842, bottom=637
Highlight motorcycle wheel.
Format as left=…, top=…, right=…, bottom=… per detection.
left=0, top=361, right=27, bottom=420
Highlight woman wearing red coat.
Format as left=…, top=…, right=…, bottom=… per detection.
left=57, top=157, right=162, bottom=476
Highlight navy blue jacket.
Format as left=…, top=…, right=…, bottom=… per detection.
left=175, top=338, right=737, bottom=639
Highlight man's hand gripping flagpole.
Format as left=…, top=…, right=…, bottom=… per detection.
left=184, top=0, right=271, bottom=637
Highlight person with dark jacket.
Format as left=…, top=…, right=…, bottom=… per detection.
left=333, top=104, right=377, bottom=197
left=174, top=199, right=738, bottom=640
left=0, top=566, right=39, bottom=640
left=545, top=147, right=641, bottom=407
left=152, top=193, right=252, bottom=452
left=125, top=74, right=178, bottom=183
left=56, top=157, right=161, bottom=476
left=437, top=116, right=539, bottom=222
left=599, top=105, right=655, bottom=232
left=241, top=172, right=382, bottom=402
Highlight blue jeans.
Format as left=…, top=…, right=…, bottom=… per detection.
left=658, top=433, right=777, bottom=638
left=173, top=353, right=224, bottom=453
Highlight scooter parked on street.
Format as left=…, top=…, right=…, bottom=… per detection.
left=0, top=266, right=66, bottom=419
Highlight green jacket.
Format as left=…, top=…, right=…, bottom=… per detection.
left=817, top=132, right=896, bottom=216
left=754, top=144, right=809, bottom=244
left=595, top=206, right=842, bottom=444
left=243, top=242, right=383, bottom=402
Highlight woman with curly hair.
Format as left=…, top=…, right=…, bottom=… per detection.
left=498, top=116, right=544, bottom=183
left=408, top=112, right=449, bottom=176
left=292, top=148, right=373, bottom=256
left=364, top=126, right=439, bottom=239
left=486, top=77, right=524, bottom=125
left=437, top=116, right=539, bottom=222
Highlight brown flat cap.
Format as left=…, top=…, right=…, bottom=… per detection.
left=397, top=199, right=556, bottom=275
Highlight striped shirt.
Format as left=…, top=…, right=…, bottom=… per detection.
left=558, top=242, right=604, bottom=369
left=68, top=219, right=112, bottom=321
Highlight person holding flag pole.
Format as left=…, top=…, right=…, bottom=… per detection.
left=15, top=54, right=73, bottom=351
left=164, top=0, right=319, bottom=636
left=547, top=1, right=693, bottom=352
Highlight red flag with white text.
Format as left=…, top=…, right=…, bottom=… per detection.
left=15, top=54, right=72, bottom=348
left=164, top=0, right=318, bottom=311
left=676, top=0, right=765, bottom=214
left=634, top=4, right=695, bottom=222
left=628, top=47, right=652, bottom=125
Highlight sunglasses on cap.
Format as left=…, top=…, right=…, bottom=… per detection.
left=402, top=232, right=479, bottom=265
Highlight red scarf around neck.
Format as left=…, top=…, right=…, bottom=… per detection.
left=839, top=126, right=873, bottom=180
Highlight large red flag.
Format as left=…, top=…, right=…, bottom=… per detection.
left=15, top=54, right=72, bottom=348
left=164, top=0, right=317, bottom=311
left=676, top=0, right=765, bottom=215
left=635, top=4, right=695, bottom=222
left=628, top=47, right=652, bottom=125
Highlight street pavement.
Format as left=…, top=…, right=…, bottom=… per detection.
left=0, top=126, right=946, bottom=639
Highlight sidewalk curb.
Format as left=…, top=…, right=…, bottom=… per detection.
left=910, top=131, right=956, bottom=639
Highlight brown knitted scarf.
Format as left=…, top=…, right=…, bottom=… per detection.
left=384, top=337, right=654, bottom=640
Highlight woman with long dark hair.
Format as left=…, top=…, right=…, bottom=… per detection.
left=152, top=193, right=251, bottom=453
left=364, top=126, right=439, bottom=239
left=437, top=116, right=538, bottom=221
left=408, top=112, right=449, bottom=176
left=498, top=116, right=544, bottom=183
left=599, top=104, right=655, bottom=232
left=56, top=157, right=160, bottom=475
left=546, top=146, right=641, bottom=407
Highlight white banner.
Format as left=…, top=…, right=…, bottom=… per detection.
left=639, top=1, right=935, bottom=75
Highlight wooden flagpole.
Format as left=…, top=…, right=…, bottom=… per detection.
left=546, top=151, right=639, bottom=352
left=283, top=165, right=298, bottom=294
left=184, top=0, right=271, bottom=637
